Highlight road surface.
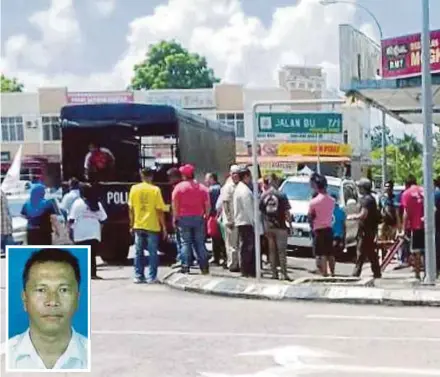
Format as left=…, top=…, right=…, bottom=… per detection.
left=1, top=255, right=439, bottom=376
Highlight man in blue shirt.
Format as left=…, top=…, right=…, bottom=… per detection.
left=331, top=193, right=346, bottom=276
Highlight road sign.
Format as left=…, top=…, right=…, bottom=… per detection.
left=258, top=112, right=343, bottom=134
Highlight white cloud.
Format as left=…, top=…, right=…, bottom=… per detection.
left=2, top=0, right=80, bottom=71
left=93, top=0, right=116, bottom=17
left=2, top=0, right=374, bottom=92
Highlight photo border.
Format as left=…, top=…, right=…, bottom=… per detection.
left=5, top=244, right=92, bottom=373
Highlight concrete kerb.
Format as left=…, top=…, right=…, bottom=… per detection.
left=161, top=271, right=440, bottom=307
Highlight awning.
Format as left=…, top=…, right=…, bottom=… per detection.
left=344, top=75, right=440, bottom=125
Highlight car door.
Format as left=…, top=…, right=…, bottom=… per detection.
left=341, top=181, right=360, bottom=246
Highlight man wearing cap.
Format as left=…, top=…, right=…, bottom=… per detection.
left=172, top=164, right=210, bottom=274
left=348, top=178, right=381, bottom=279
left=218, top=165, right=241, bottom=272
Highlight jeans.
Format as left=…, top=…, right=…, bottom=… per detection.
left=134, top=230, right=160, bottom=281
left=177, top=216, right=208, bottom=271
left=353, top=231, right=381, bottom=278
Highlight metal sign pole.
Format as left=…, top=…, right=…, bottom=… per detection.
left=251, top=99, right=345, bottom=281
left=421, top=0, right=437, bottom=284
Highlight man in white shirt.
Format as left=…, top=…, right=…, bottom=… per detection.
left=219, top=165, right=240, bottom=272
left=233, top=167, right=256, bottom=278
left=7, top=248, right=89, bottom=371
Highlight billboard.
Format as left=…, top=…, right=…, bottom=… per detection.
left=381, top=29, right=440, bottom=79
left=339, top=24, right=381, bottom=91
left=67, top=91, right=134, bottom=104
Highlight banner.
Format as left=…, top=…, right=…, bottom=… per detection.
left=67, top=91, right=134, bottom=104
left=381, top=29, right=440, bottom=79
left=277, top=143, right=352, bottom=157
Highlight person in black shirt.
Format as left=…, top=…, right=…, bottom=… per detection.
left=348, top=178, right=381, bottom=278
left=259, top=184, right=292, bottom=280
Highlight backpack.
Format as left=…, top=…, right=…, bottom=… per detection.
left=262, top=192, right=280, bottom=218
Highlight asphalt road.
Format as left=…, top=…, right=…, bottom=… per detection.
left=1, top=254, right=440, bottom=377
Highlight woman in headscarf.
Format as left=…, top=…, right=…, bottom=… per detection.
left=69, top=183, right=107, bottom=279
left=21, top=183, right=60, bottom=245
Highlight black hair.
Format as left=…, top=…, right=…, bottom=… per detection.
left=80, top=182, right=100, bottom=212
left=69, top=177, right=79, bottom=190
left=207, top=172, right=218, bottom=183
left=23, top=248, right=81, bottom=289
left=238, top=168, right=251, bottom=181
left=167, top=167, right=181, bottom=179
left=310, top=173, right=327, bottom=190
left=141, top=167, right=155, bottom=179
left=405, top=174, right=417, bottom=187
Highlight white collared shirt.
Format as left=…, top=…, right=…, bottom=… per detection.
left=7, top=328, right=89, bottom=371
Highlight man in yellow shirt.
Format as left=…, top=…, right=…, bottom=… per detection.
left=128, top=168, right=167, bottom=283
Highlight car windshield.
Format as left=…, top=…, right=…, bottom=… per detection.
left=281, top=181, right=339, bottom=201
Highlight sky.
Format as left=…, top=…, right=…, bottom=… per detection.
left=1, top=0, right=439, bottom=139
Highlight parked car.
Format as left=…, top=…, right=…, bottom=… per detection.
left=279, top=175, right=360, bottom=255
left=7, top=193, right=66, bottom=246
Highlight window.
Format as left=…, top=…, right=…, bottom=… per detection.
left=42, top=116, right=61, bottom=141
left=216, top=112, right=245, bottom=138
left=1, top=117, right=24, bottom=142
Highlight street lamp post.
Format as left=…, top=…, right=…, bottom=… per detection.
left=320, top=0, right=387, bottom=189
left=420, top=0, right=436, bottom=284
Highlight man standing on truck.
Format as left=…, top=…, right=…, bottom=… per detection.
left=84, top=142, right=115, bottom=182
left=172, top=164, right=210, bottom=275
left=128, top=168, right=168, bottom=284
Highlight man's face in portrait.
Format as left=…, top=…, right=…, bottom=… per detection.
left=22, top=261, right=79, bottom=336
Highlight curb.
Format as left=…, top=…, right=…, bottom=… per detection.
left=161, top=271, right=440, bottom=307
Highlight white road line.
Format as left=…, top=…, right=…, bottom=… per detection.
left=307, top=314, right=440, bottom=322
left=2, top=330, right=440, bottom=356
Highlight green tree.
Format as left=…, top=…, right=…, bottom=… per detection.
left=1, top=74, right=24, bottom=92
left=371, top=133, right=423, bottom=184
left=130, top=40, right=220, bottom=90
left=371, top=125, right=394, bottom=150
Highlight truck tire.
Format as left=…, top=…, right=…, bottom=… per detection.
left=100, top=224, right=131, bottom=265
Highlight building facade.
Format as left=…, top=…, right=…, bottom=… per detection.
left=1, top=68, right=371, bottom=178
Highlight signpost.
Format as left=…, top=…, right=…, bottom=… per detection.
left=251, top=100, right=345, bottom=281
left=257, top=112, right=343, bottom=134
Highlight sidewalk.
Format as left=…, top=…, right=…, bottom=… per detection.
left=161, top=257, right=440, bottom=307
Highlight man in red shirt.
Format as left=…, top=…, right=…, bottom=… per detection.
left=400, top=175, right=425, bottom=280
left=172, top=164, right=210, bottom=274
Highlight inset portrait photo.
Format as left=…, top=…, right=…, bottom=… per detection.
left=5, top=245, right=91, bottom=372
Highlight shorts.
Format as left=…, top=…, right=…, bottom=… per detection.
left=314, top=227, right=334, bottom=257
left=411, top=229, right=425, bottom=253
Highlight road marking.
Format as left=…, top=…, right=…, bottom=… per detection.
left=90, top=329, right=440, bottom=342
left=201, top=345, right=440, bottom=376
left=307, top=314, right=440, bottom=323
left=2, top=330, right=440, bottom=356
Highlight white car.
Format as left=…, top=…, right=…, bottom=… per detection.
left=7, top=193, right=66, bottom=246
left=279, top=175, right=360, bottom=254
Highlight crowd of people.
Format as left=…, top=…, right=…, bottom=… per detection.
left=2, top=164, right=440, bottom=283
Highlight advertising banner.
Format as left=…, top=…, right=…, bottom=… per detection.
left=277, top=143, right=352, bottom=157
left=381, top=29, right=440, bottom=79
left=67, top=91, right=134, bottom=104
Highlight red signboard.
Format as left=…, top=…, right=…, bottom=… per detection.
left=67, top=91, right=134, bottom=104
left=381, top=29, right=440, bottom=79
